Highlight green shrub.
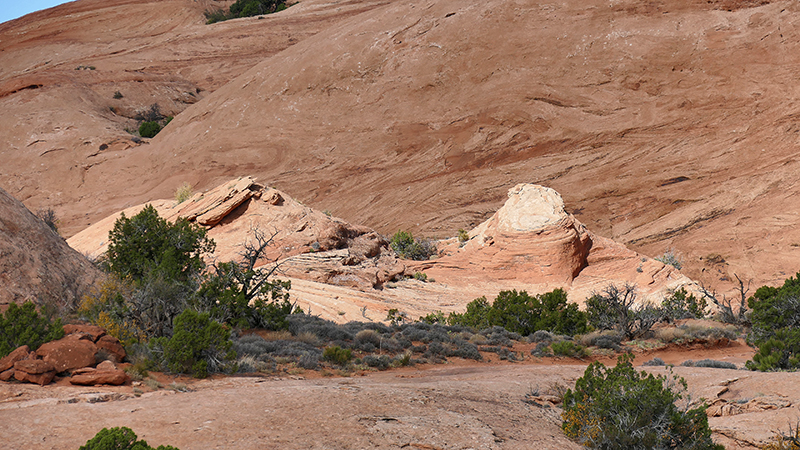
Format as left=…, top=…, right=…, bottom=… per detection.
left=746, top=273, right=800, bottom=371
left=105, top=205, right=215, bottom=284
left=661, top=287, right=707, bottom=321
left=749, top=273, right=800, bottom=343
left=113, top=91, right=123, bottom=99
left=205, top=0, right=288, bottom=23
left=746, top=327, right=800, bottom=371
left=193, top=260, right=295, bottom=330
left=551, top=341, right=589, bottom=358
left=155, top=309, right=236, bottom=378
left=418, top=311, right=446, bottom=324
left=447, top=296, right=491, bottom=330
left=562, top=354, right=722, bottom=449
left=586, top=284, right=660, bottom=339
left=322, top=345, right=352, bottom=365
left=390, top=231, right=437, bottom=260
left=80, top=426, right=179, bottom=450
left=0, top=301, right=64, bottom=358
left=138, top=121, right=161, bottom=138
left=448, top=289, right=588, bottom=336
left=457, top=228, right=469, bottom=243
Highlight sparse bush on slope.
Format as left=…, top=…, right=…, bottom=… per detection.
left=585, top=284, right=660, bottom=339
left=205, top=0, right=289, bottom=24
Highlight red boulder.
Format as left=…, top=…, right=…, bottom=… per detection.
left=36, top=334, right=97, bottom=373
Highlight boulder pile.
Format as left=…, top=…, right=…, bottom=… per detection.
left=0, top=324, right=129, bottom=386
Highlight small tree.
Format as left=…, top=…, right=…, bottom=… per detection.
left=153, top=309, right=235, bottom=378
left=192, top=227, right=295, bottom=330
left=585, top=284, right=660, bottom=339
left=699, top=273, right=750, bottom=325
left=661, top=287, right=707, bottom=322
left=562, top=354, right=722, bottom=449
left=0, top=301, right=64, bottom=358
left=745, top=272, right=800, bottom=371
left=105, top=205, right=215, bottom=284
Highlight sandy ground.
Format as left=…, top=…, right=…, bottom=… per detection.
left=0, top=340, right=787, bottom=450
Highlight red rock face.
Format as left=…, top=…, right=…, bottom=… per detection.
left=69, top=368, right=130, bottom=386
left=0, top=345, right=30, bottom=372
left=13, top=369, right=55, bottom=386
left=36, top=335, right=98, bottom=373
left=63, top=324, right=107, bottom=341
left=95, top=335, right=127, bottom=363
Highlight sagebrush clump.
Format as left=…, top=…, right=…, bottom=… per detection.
left=562, top=354, right=722, bottom=449
left=390, top=230, right=438, bottom=260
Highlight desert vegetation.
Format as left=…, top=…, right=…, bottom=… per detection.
left=0, top=301, right=64, bottom=358
left=562, top=354, right=722, bottom=449
left=389, top=230, right=438, bottom=260
left=80, top=427, right=179, bottom=450
left=133, top=104, right=172, bottom=139
left=205, top=0, right=290, bottom=24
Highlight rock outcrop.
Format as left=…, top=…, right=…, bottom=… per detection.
left=69, top=361, right=130, bottom=386
left=69, top=177, right=406, bottom=289
left=13, top=359, right=56, bottom=386
left=37, top=334, right=98, bottom=373
left=461, top=184, right=591, bottom=284
left=423, top=184, right=697, bottom=305
left=0, top=186, right=101, bottom=311
left=0, top=325, right=127, bottom=386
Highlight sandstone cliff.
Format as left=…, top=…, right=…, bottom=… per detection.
left=0, top=187, right=101, bottom=311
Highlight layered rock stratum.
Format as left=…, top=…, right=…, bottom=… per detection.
left=69, top=178, right=694, bottom=322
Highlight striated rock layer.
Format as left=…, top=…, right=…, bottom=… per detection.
left=420, top=184, right=695, bottom=305
left=69, top=179, right=696, bottom=321
left=68, top=177, right=406, bottom=291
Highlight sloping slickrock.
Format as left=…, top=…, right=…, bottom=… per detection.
left=0, top=345, right=29, bottom=372
left=0, top=186, right=101, bottom=311
left=168, top=176, right=258, bottom=226
left=68, top=178, right=403, bottom=288
left=36, top=334, right=98, bottom=373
